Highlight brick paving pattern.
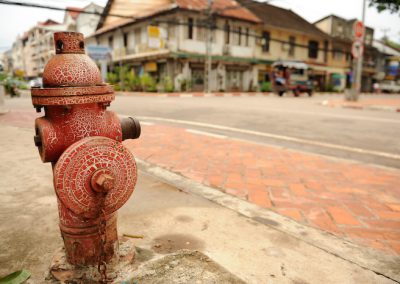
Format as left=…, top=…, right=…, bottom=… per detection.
left=124, top=124, right=400, bottom=255
left=2, top=110, right=400, bottom=255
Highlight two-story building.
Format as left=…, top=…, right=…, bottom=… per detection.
left=238, top=0, right=332, bottom=92
left=314, top=14, right=378, bottom=92
left=87, top=0, right=265, bottom=92
left=89, top=0, right=342, bottom=92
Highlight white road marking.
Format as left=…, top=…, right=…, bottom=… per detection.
left=186, top=128, right=227, bottom=139
left=254, top=107, right=400, bottom=124
left=136, top=116, right=400, bottom=160
left=140, top=121, right=154, bottom=126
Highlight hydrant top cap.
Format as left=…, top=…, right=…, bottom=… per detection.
left=41, top=32, right=103, bottom=87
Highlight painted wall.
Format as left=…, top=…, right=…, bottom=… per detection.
left=255, top=27, right=327, bottom=64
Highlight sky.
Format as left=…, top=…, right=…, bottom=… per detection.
left=0, top=0, right=399, bottom=52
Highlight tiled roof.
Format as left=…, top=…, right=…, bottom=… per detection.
left=237, top=0, right=329, bottom=38
left=66, top=7, right=83, bottom=20
left=95, top=0, right=260, bottom=33
left=176, top=0, right=260, bottom=23
left=38, top=19, right=60, bottom=26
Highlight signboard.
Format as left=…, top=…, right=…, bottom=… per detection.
left=351, top=39, right=364, bottom=59
left=87, top=45, right=112, bottom=61
left=147, top=26, right=167, bottom=49
left=353, top=21, right=365, bottom=39
left=144, top=62, right=157, bottom=72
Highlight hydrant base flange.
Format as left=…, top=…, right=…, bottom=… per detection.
left=49, top=237, right=136, bottom=283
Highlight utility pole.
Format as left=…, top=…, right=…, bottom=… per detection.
left=350, top=0, right=366, bottom=101
left=204, top=0, right=213, bottom=94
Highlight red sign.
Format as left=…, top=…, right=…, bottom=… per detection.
left=351, top=39, right=364, bottom=59
left=353, top=21, right=365, bottom=39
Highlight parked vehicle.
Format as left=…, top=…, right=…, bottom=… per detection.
left=378, top=81, right=400, bottom=93
left=271, top=61, right=313, bottom=96
left=29, top=77, right=43, bottom=88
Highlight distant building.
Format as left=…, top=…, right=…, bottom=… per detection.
left=373, top=40, right=400, bottom=81
left=238, top=0, right=332, bottom=92
left=11, top=20, right=65, bottom=78
left=9, top=2, right=103, bottom=78
left=65, top=3, right=103, bottom=37
left=315, top=14, right=378, bottom=92
left=1, top=50, right=13, bottom=72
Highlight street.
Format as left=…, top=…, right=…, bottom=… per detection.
left=8, top=93, right=400, bottom=169
left=2, top=93, right=400, bottom=281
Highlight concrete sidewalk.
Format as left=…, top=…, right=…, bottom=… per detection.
left=0, top=124, right=399, bottom=283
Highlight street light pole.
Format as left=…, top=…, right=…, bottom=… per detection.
left=351, top=0, right=367, bottom=101
left=205, top=0, right=213, bottom=94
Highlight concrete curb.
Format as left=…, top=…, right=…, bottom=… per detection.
left=320, top=100, right=400, bottom=113
left=117, top=92, right=272, bottom=97
left=136, top=158, right=400, bottom=283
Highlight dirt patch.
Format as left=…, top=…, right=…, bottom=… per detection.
left=152, top=234, right=204, bottom=254
left=129, top=250, right=245, bottom=283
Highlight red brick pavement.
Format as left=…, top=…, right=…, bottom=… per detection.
left=2, top=110, right=400, bottom=255
left=124, top=124, right=400, bottom=255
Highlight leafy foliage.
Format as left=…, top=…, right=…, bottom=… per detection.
left=163, top=76, right=174, bottom=92
left=369, top=0, right=400, bottom=13
left=260, top=81, right=271, bottom=92
left=140, top=73, right=157, bottom=92
left=107, top=65, right=154, bottom=92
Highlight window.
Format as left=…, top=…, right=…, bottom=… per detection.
left=262, top=31, right=270, bottom=52
left=168, top=24, right=175, bottom=39
left=134, top=28, right=141, bottom=45
left=197, top=22, right=206, bottom=41
left=224, top=21, right=230, bottom=44
left=288, top=36, right=295, bottom=56
left=333, top=50, right=343, bottom=60
left=324, top=40, right=328, bottom=63
left=108, top=36, right=113, bottom=48
left=245, top=28, right=249, bottom=47
left=238, top=27, right=242, bottom=46
left=123, top=32, right=128, bottom=48
left=365, top=34, right=372, bottom=45
left=187, top=18, right=194, bottom=39
left=308, top=40, right=318, bottom=59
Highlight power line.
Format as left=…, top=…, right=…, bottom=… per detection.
left=0, top=0, right=362, bottom=55
left=0, top=0, right=136, bottom=19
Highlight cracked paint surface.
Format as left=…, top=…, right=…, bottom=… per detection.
left=54, top=136, right=137, bottom=219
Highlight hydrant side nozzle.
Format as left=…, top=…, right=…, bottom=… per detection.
left=120, top=117, right=141, bottom=141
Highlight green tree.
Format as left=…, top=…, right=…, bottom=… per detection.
left=369, top=0, right=400, bottom=13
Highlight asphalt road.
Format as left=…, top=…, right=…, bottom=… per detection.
left=5, top=94, right=400, bottom=169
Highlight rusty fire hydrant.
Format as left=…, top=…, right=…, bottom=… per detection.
left=31, top=32, right=140, bottom=281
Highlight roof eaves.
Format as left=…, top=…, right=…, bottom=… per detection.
left=93, top=6, right=180, bottom=37
left=97, top=0, right=114, bottom=30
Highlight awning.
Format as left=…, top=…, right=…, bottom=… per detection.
left=172, top=52, right=273, bottom=65
left=272, top=61, right=309, bottom=70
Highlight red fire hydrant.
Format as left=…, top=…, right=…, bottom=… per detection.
left=31, top=32, right=140, bottom=281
